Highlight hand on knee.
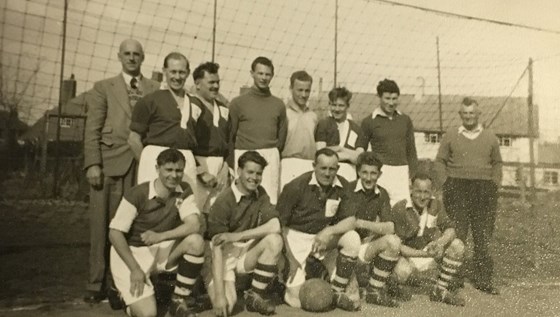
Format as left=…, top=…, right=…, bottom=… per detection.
left=383, top=234, right=401, bottom=257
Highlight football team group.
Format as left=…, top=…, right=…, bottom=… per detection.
left=83, top=39, right=503, bottom=317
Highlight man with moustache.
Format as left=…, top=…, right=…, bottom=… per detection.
left=129, top=52, right=200, bottom=196
left=190, top=62, right=230, bottom=213
left=228, top=56, right=287, bottom=204
left=84, top=39, right=160, bottom=304
left=360, top=79, right=418, bottom=206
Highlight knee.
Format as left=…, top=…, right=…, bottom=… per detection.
left=384, top=234, right=401, bottom=254
left=339, top=230, right=361, bottom=257
left=445, top=238, right=465, bottom=259
left=393, top=258, right=413, bottom=283
left=131, top=306, right=157, bottom=317
left=182, top=233, right=205, bottom=255
left=263, top=233, right=283, bottom=255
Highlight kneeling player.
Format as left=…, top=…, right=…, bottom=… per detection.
left=109, top=149, right=205, bottom=317
left=279, top=148, right=361, bottom=311
left=340, top=152, right=402, bottom=307
left=392, top=173, right=466, bottom=306
left=206, top=151, right=283, bottom=316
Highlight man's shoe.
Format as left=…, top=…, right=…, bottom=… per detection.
left=365, top=288, right=399, bottom=307
left=387, top=284, right=412, bottom=301
left=107, top=286, right=125, bottom=310
left=429, top=287, right=465, bottom=306
left=83, top=291, right=107, bottom=304
left=474, top=284, right=500, bottom=295
left=245, top=290, right=275, bottom=315
left=333, top=292, right=360, bottom=311
left=169, top=294, right=198, bottom=317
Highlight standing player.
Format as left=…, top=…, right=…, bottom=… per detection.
left=228, top=56, right=287, bottom=204
left=315, top=87, right=365, bottom=165
left=338, top=152, right=402, bottom=307
left=83, top=39, right=160, bottom=304
left=435, top=97, right=502, bottom=295
left=206, top=151, right=283, bottom=316
left=108, top=149, right=205, bottom=317
left=361, top=79, right=418, bottom=206
left=278, top=148, right=361, bottom=311
left=392, top=173, right=466, bottom=306
left=128, top=52, right=200, bottom=195
left=190, top=62, right=230, bottom=212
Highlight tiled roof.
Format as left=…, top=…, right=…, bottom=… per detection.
left=539, top=143, right=560, bottom=166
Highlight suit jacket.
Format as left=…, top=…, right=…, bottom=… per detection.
left=84, top=74, right=160, bottom=177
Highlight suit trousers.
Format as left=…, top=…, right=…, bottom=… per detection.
left=442, top=177, right=498, bottom=286
left=87, top=162, right=136, bottom=292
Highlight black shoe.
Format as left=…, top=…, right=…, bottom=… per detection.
left=387, top=284, right=412, bottom=301
left=107, top=286, right=125, bottom=310
left=169, top=294, right=198, bottom=317
left=333, top=292, right=360, bottom=311
left=474, top=284, right=500, bottom=295
left=365, top=288, right=400, bottom=307
left=245, top=290, right=275, bottom=315
left=429, top=287, right=465, bottom=306
left=83, top=290, right=107, bottom=304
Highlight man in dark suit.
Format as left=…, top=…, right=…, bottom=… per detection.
left=83, top=39, right=160, bottom=304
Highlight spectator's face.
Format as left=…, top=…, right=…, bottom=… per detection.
left=291, top=79, right=312, bottom=107
left=330, top=98, right=349, bottom=123
left=459, top=105, right=480, bottom=130
left=156, top=161, right=185, bottom=190
left=251, top=63, right=274, bottom=89
left=313, top=154, right=339, bottom=186
left=410, top=178, right=433, bottom=210
left=118, top=40, right=144, bottom=76
left=196, top=71, right=220, bottom=102
left=164, top=58, right=190, bottom=94
left=358, top=164, right=381, bottom=190
left=379, top=92, right=399, bottom=116
left=237, top=161, right=263, bottom=193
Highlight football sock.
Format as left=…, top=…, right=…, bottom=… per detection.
left=437, top=256, right=463, bottom=291
left=174, top=253, right=204, bottom=297
left=251, top=262, right=277, bottom=296
left=368, top=254, right=398, bottom=290
left=331, top=253, right=357, bottom=293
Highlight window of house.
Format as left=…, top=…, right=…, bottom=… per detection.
left=424, top=133, right=441, bottom=144
left=60, top=118, right=74, bottom=128
left=544, top=171, right=559, bottom=185
left=499, top=136, right=513, bottom=147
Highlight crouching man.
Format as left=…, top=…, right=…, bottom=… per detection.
left=340, top=152, right=402, bottom=307
left=108, top=149, right=205, bottom=317
left=392, top=173, right=466, bottom=306
left=279, top=148, right=361, bottom=311
left=206, top=151, right=283, bottom=316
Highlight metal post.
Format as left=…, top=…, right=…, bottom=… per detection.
left=436, top=37, right=443, bottom=134
left=334, top=0, right=338, bottom=88
left=53, top=0, right=68, bottom=197
left=527, top=58, right=536, bottom=197
left=212, top=0, right=217, bottom=62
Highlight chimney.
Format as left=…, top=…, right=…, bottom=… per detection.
left=414, top=76, right=425, bottom=101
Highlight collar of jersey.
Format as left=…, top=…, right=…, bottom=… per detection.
left=309, top=172, right=343, bottom=188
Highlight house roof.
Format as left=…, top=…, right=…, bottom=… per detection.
left=539, top=143, right=560, bottom=166
left=309, top=93, right=537, bottom=137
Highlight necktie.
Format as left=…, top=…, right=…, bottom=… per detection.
left=130, top=77, right=138, bottom=90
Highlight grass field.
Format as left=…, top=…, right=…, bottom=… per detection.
left=1, top=191, right=560, bottom=316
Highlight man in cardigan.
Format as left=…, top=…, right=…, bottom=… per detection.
left=435, top=97, right=502, bottom=295
left=228, top=56, right=288, bottom=204
left=360, top=79, right=418, bottom=206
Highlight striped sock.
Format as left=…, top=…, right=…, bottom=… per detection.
left=368, top=254, right=398, bottom=290
left=174, top=253, right=204, bottom=297
left=251, top=263, right=277, bottom=296
left=436, top=256, right=463, bottom=291
left=331, top=253, right=357, bottom=293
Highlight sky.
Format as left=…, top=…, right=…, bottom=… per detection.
left=2, top=0, right=560, bottom=141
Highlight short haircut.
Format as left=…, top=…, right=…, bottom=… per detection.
left=290, top=70, right=313, bottom=87
left=314, top=147, right=339, bottom=162
left=328, top=87, right=352, bottom=105
left=356, top=151, right=383, bottom=172
left=411, top=172, right=433, bottom=187
left=163, top=52, right=189, bottom=69
left=156, top=148, right=186, bottom=166
left=192, top=62, right=220, bottom=82
left=251, top=56, right=274, bottom=74
left=238, top=150, right=268, bottom=169
left=462, top=97, right=478, bottom=107
left=376, top=79, right=400, bottom=96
